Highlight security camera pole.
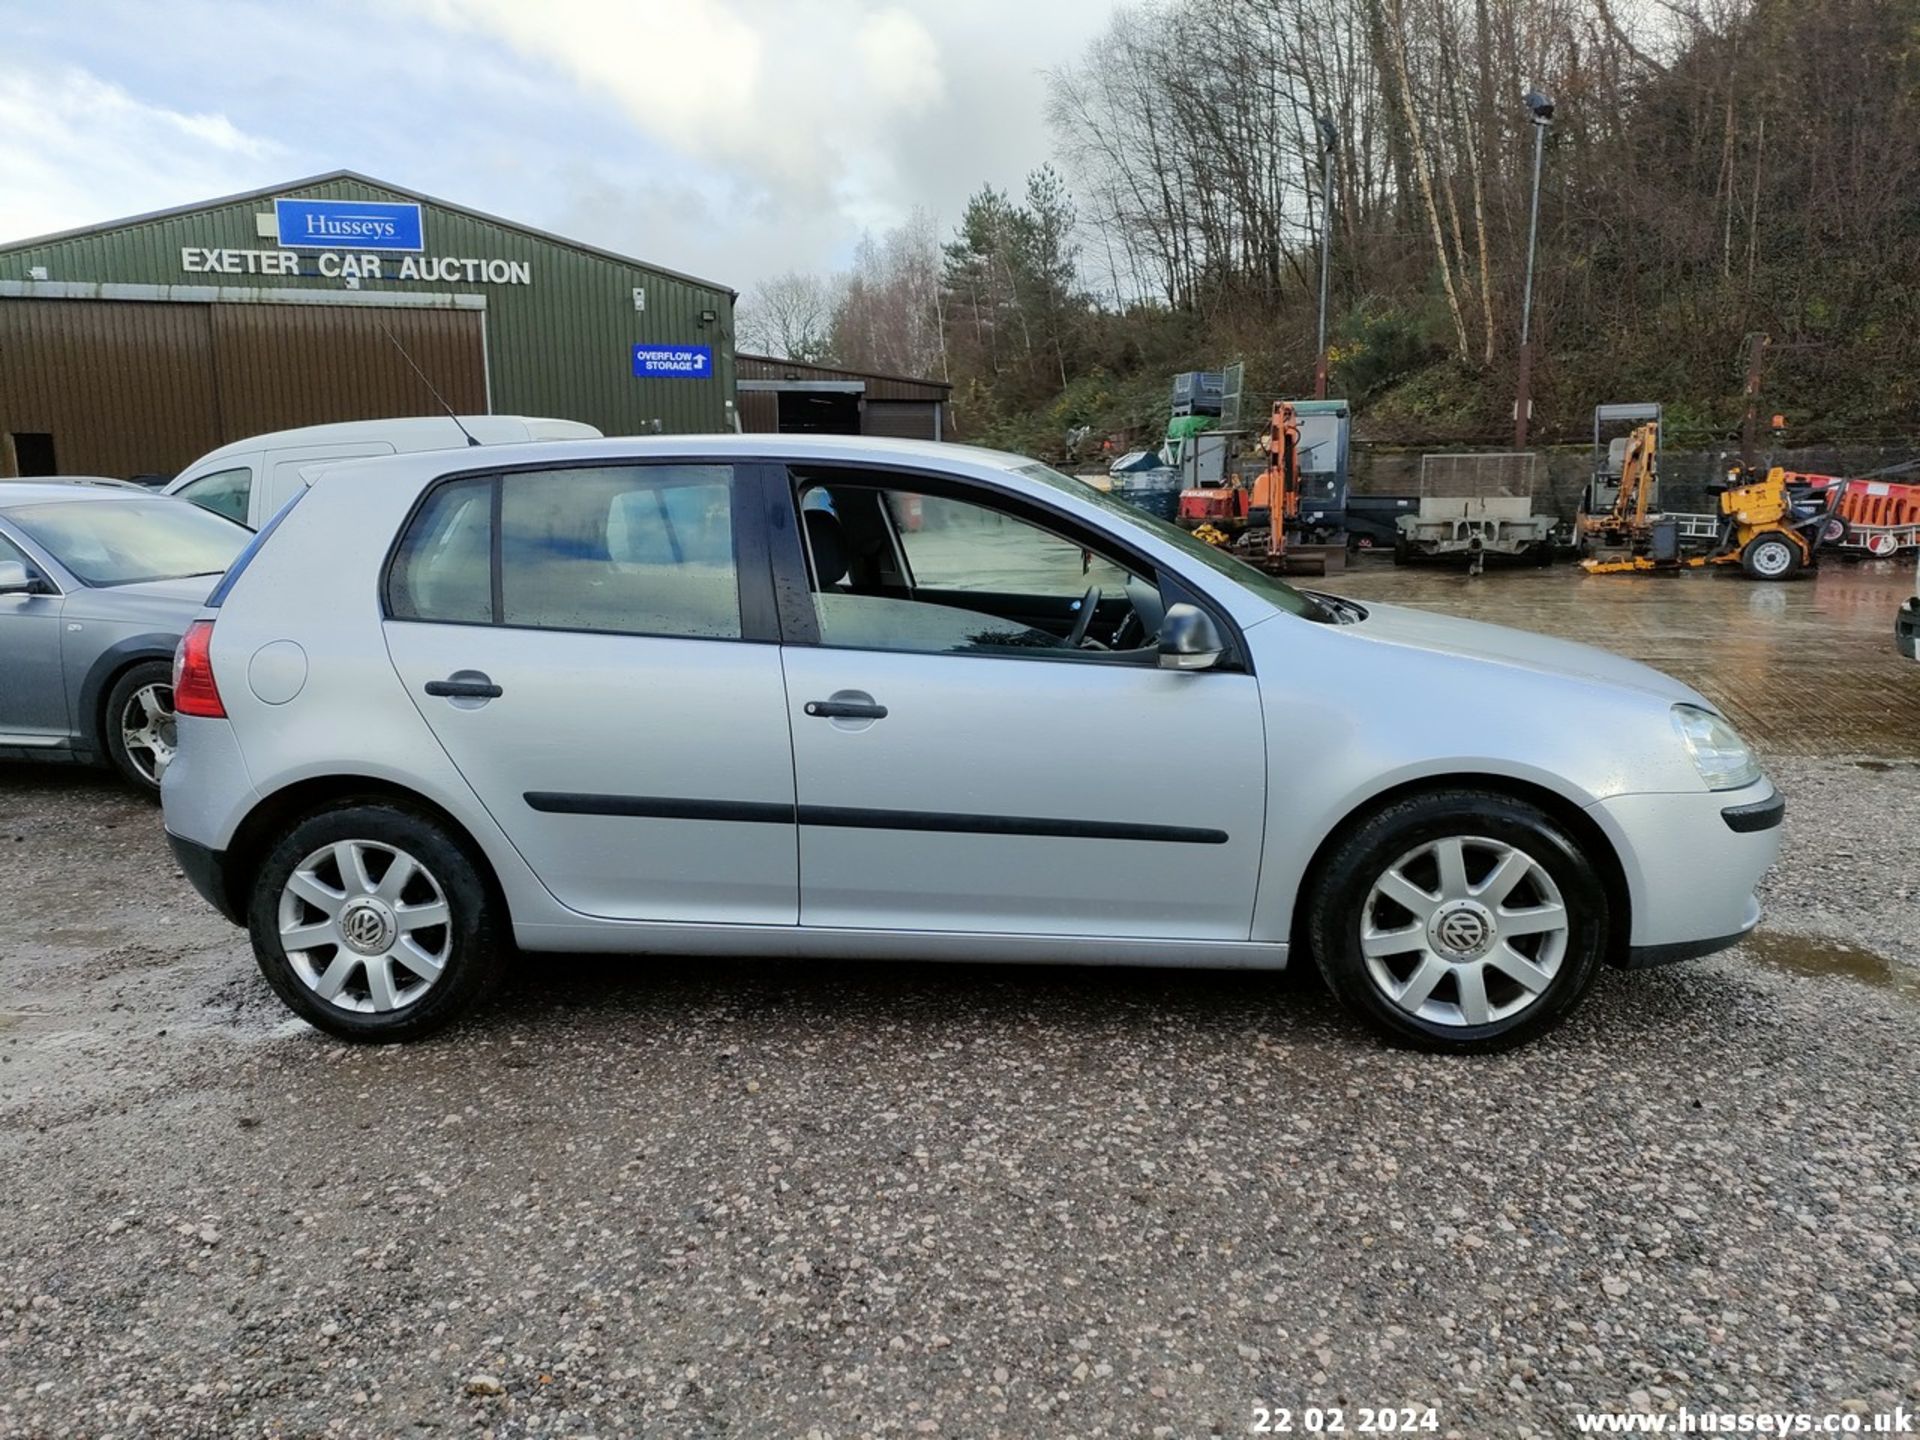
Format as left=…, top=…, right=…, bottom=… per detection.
left=1313, top=114, right=1339, bottom=401
left=1514, top=90, right=1554, bottom=450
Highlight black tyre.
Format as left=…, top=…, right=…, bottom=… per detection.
left=103, top=659, right=176, bottom=798
left=1739, top=533, right=1802, bottom=581
left=1391, top=538, right=1411, bottom=566
left=1306, top=790, right=1609, bottom=1053
left=247, top=802, right=508, bottom=1042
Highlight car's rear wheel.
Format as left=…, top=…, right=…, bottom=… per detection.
left=104, top=660, right=176, bottom=797
left=1307, top=790, right=1609, bottom=1052
left=247, top=803, right=507, bottom=1042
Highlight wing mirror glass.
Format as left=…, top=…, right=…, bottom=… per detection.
left=1158, top=602, right=1226, bottom=671
left=0, top=560, right=32, bottom=595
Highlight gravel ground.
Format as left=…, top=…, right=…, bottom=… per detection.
left=3, top=565, right=1918, bottom=1438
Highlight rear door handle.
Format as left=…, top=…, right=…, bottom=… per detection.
left=804, top=699, right=887, bottom=720
left=425, top=674, right=503, bottom=699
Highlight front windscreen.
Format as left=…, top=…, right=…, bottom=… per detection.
left=7, top=499, right=249, bottom=587
left=1015, top=462, right=1321, bottom=618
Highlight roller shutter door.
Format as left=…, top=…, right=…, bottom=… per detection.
left=862, top=400, right=939, bottom=440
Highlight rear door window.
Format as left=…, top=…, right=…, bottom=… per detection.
left=501, top=466, right=739, bottom=638
left=387, top=465, right=743, bottom=639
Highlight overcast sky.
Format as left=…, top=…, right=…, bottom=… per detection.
left=0, top=0, right=1119, bottom=294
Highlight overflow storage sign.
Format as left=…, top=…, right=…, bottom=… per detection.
left=632, top=345, right=713, bottom=378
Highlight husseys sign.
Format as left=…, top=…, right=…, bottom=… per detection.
left=176, top=196, right=534, bottom=285
left=275, top=198, right=424, bottom=251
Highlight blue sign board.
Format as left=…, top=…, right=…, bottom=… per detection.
left=274, top=198, right=424, bottom=252
left=632, top=344, right=713, bottom=379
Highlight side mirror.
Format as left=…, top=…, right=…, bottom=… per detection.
left=1158, top=602, right=1226, bottom=671
left=0, top=560, right=32, bottom=595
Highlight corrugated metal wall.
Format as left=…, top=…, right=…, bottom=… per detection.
left=736, top=353, right=949, bottom=404
left=0, top=298, right=220, bottom=478
left=0, top=174, right=736, bottom=444
left=0, top=296, right=487, bottom=477
left=209, top=303, right=485, bottom=440
left=735, top=353, right=950, bottom=440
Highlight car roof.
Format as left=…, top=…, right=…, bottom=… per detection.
left=0, top=480, right=160, bottom=507
left=305, top=433, right=1035, bottom=484
left=185, top=415, right=602, bottom=467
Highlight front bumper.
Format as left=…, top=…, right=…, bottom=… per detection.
left=1621, top=894, right=1762, bottom=968
left=1586, top=779, right=1783, bottom=965
left=166, top=830, right=243, bottom=925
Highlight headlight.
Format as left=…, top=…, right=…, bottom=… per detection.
left=1672, top=704, right=1761, bottom=791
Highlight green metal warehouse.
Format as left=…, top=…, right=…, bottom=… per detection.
left=0, top=170, right=738, bottom=479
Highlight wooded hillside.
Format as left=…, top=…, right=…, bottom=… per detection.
left=736, top=0, right=1920, bottom=459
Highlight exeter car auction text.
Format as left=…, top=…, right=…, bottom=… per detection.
left=179, top=247, right=532, bottom=284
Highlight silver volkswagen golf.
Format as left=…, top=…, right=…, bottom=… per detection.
left=161, top=437, right=1783, bottom=1051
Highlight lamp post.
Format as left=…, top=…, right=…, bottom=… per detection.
left=1313, top=114, right=1338, bottom=400
left=1513, top=89, right=1554, bottom=450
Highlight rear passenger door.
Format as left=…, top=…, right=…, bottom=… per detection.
left=381, top=460, right=799, bottom=925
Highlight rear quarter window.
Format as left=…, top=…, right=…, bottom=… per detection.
left=387, top=477, right=494, bottom=624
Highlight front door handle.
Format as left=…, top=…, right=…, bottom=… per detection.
left=804, top=699, right=887, bottom=720
left=425, top=674, right=503, bottom=699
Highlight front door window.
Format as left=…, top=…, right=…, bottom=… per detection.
left=794, top=476, right=1160, bottom=659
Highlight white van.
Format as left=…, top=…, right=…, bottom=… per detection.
left=164, top=415, right=601, bottom=529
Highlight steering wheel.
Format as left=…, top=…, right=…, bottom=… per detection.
left=1066, top=585, right=1102, bottom=649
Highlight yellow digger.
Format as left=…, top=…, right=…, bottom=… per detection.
left=1580, top=422, right=1841, bottom=580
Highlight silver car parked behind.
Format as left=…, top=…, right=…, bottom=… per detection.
left=0, top=482, right=250, bottom=794
left=161, top=437, right=1784, bottom=1051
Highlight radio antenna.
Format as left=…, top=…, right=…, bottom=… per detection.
left=378, top=322, right=482, bottom=446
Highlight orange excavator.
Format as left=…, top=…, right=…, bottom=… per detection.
left=1190, top=402, right=1343, bottom=575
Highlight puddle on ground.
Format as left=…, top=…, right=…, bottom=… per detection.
left=1741, top=930, right=1920, bottom=1002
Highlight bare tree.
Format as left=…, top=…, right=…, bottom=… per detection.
left=737, top=271, right=842, bottom=363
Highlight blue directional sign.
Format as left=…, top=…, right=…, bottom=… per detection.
left=632, top=344, right=714, bottom=379
left=274, top=198, right=424, bottom=252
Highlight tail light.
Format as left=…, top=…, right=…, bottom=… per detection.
left=173, top=620, right=226, bottom=718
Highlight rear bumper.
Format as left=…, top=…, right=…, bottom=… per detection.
left=166, top=830, right=243, bottom=925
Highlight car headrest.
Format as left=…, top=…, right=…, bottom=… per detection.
left=804, top=508, right=848, bottom=586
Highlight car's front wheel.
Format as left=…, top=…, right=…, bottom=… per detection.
left=1307, top=790, right=1609, bottom=1052
left=247, top=803, right=508, bottom=1042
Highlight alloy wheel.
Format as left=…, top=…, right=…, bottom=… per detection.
left=121, top=682, right=177, bottom=786
left=1360, top=835, right=1569, bottom=1028
left=277, top=840, right=453, bottom=1014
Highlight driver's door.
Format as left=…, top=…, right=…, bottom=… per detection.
left=777, top=469, right=1267, bottom=940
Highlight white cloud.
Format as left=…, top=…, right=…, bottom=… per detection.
left=398, top=0, right=1110, bottom=283
left=0, top=0, right=1120, bottom=292
left=0, top=66, right=280, bottom=242
left=410, top=0, right=946, bottom=201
